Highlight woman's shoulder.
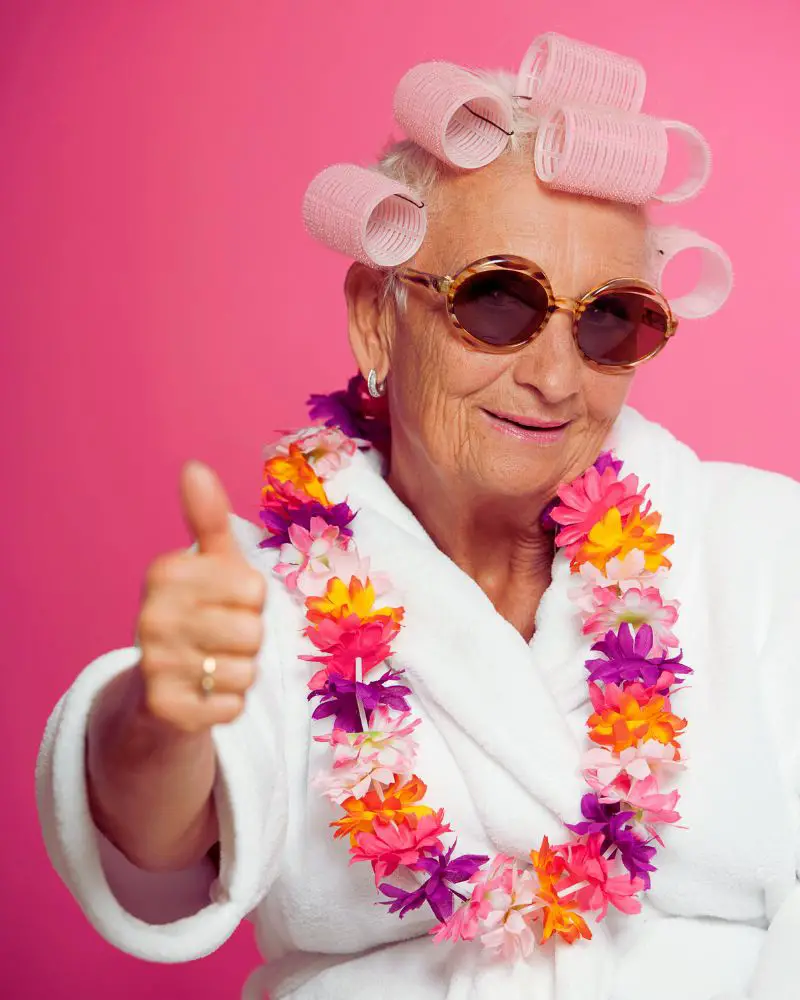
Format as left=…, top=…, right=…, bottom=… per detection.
left=700, top=457, right=800, bottom=508
left=618, top=406, right=800, bottom=511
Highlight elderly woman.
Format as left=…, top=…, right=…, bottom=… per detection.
left=37, top=33, right=800, bottom=1000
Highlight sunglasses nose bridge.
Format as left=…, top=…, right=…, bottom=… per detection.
left=552, top=296, right=581, bottom=321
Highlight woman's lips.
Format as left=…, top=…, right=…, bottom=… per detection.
left=483, top=409, right=571, bottom=444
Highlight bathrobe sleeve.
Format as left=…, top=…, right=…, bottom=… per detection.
left=35, top=516, right=288, bottom=963
left=750, top=469, right=800, bottom=999
left=707, top=464, right=800, bottom=1000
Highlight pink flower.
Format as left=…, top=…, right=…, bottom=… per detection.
left=569, top=550, right=669, bottom=611
left=551, top=466, right=646, bottom=559
left=581, top=587, right=680, bottom=655
left=624, top=775, right=681, bottom=842
left=274, top=516, right=345, bottom=595
left=431, top=853, right=513, bottom=944
left=583, top=742, right=684, bottom=803
left=555, top=833, right=644, bottom=920
left=314, top=707, right=420, bottom=803
left=264, top=425, right=360, bottom=477
left=325, top=546, right=391, bottom=597
left=433, top=854, right=541, bottom=959
left=478, top=866, right=540, bottom=959
left=351, top=810, right=451, bottom=884
left=304, top=616, right=400, bottom=690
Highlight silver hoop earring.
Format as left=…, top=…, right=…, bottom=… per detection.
left=367, top=368, right=386, bottom=398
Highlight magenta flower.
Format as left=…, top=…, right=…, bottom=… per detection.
left=303, top=615, right=400, bottom=691
left=555, top=833, right=644, bottom=920
left=379, top=842, right=489, bottom=922
left=308, top=667, right=411, bottom=732
left=542, top=452, right=624, bottom=533
left=352, top=810, right=451, bottom=884
left=586, top=623, right=691, bottom=688
left=550, top=465, right=646, bottom=559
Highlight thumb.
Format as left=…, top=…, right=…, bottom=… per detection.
left=180, top=461, right=239, bottom=557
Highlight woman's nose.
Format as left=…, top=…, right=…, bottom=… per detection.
left=510, top=308, right=583, bottom=405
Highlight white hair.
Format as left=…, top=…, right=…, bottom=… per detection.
left=373, top=69, right=544, bottom=308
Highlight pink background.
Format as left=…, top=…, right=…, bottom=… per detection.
left=3, top=0, right=798, bottom=995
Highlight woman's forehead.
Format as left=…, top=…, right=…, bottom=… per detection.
left=419, top=158, right=649, bottom=279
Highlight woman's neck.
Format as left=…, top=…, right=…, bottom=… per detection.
left=387, top=457, right=556, bottom=642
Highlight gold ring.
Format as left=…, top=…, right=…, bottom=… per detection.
left=200, top=655, right=217, bottom=697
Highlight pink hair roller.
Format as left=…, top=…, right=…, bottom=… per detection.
left=302, top=164, right=427, bottom=267
left=393, top=62, right=514, bottom=170
left=534, top=108, right=711, bottom=205
left=647, top=226, right=734, bottom=319
left=517, top=32, right=646, bottom=112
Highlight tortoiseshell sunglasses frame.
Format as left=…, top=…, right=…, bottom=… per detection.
left=395, top=254, right=678, bottom=372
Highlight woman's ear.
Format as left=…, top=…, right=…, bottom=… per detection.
left=344, top=262, right=395, bottom=381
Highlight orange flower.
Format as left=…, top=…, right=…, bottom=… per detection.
left=537, top=885, right=592, bottom=944
left=575, top=505, right=673, bottom=573
left=588, top=690, right=686, bottom=752
left=530, top=836, right=565, bottom=892
left=306, top=576, right=404, bottom=625
left=331, top=775, right=433, bottom=845
left=263, top=443, right=328, bottom=504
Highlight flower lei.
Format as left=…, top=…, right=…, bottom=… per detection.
left=259, top=379, right=689, bottom=958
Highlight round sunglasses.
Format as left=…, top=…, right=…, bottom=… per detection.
left=395, top=254, right=678, bottom=370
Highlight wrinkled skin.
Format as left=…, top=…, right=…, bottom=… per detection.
left=346, top=156, right=649, bottom=637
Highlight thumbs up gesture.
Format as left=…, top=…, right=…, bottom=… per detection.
left=136, top=462, right=266, bottom=733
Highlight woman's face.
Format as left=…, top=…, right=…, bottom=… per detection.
left=362, top=156, right=650, bottom=502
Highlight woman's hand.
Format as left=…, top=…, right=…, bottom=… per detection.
left=86, top=462, right=266, bottom=871
left=137, top=461, right=266, bottom=733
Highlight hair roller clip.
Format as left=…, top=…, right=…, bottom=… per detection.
left=533, top=107, right=712, bottom=205
left=647, top=226, right=734, bottom=319
left=517, top=32, right=646, bottom=112
left=393, top=62, right=514, bottom=170
left=302, top=164, right=427, bottom=267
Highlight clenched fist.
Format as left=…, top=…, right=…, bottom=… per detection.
left=137, top=461, right=266, bottom=734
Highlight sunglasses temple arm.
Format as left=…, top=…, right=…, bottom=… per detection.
left=397, top=268, right=450, bottom=295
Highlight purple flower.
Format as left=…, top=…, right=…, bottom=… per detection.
left=307, top=374, right=391, bottom=455
left=566, top=794, right=658, bottom=889
left=594, top=451, right=624, bottom=476
left=540, top=496, right=560, bottom=533
left=308, top=668, right=411, bottom=732
left=379, top=842, right=489, bottom=922
left=566, top=793, right=629, bottom=839
left=258, top=498, right=356, bottom=549
left=586, top=623, right=691, bottom=688
left=611, top=822, right=659, bottom=889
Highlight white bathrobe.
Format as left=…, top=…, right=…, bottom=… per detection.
left=36, top=407, right=800, bottom=1000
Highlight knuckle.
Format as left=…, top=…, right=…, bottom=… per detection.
left=215, top=696, right=245, bottom=726
left=234, top=658, right=257, bottom=691
left=245, top=569, right=267, bottom=607
left=139, top=604, right=179, bottom=643
left=146, top=553, right=189, bottom=592
left=145, top=554, right=172, bottom=591
left=241, top=614, right=264, bottom=651
left=142, top=683, right=171, bottom=720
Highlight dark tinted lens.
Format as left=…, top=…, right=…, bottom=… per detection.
left=452, top=270, right=550, bottom=347
left=577, top=291, right=669, bottom=366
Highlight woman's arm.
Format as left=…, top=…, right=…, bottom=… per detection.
left=86, top=666, right=218, bottom=873
left=83, top=462, right=265, bottom=872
